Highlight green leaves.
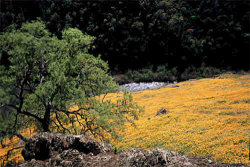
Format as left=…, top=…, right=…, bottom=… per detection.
left=0, top=21, right=142, bottom=142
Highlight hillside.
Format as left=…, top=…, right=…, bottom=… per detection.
left=1, top=73, right=249, bottom=165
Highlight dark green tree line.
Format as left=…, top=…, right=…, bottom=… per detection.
left=0, top=0, right=249, bottom=71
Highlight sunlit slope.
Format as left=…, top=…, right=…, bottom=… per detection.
left=0, top=73, right=249, bottom=164
left=109, top=73, right=250, bottom=164
left=0, top=129, right=32, bottom=163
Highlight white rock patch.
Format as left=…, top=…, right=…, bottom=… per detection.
left=120, top=82, right=166, bottom=92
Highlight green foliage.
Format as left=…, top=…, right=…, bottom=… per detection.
left=116, top=65, right=178, bottom=84
left=36, top=0, right=190, bottom=70
left=181, top=0, right=250, bottom=69
left=180, top=66, right=224, bottom=81
left=0, top=0, right=249, bottom=75
left=0, top=110, right=16, bottom=145
left=115, top=65, right=225, bottom=84
left=113, top=145, right=124, bottom=154
left=0, top=21, right=143, bottom=141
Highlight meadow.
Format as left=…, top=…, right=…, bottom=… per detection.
left=1, top=73, right=249, bottom=165
left=111, top=73, right=250, bottom=164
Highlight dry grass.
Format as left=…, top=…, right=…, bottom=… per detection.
left=0, top=73, right=249, bottom=165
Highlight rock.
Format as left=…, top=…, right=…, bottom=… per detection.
left=165, top=84, right=179, bottom=88
left=14, top=133, right=237, bottom=167
left=120, top=82, right=166, bottom=92
left=16, top=140, right=25, bottom=146
left=21, top=132, right=113, bottom=161
left=208, top=159, right=213, bottom=164
left=156, top=107, right=169, bottom=116
left=119, top=81, right=180, bottom=92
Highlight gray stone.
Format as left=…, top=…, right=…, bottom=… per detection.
left=120, top=82, right=166, bottom=92
left=14, top=133, right=241, bottom=167
left=21, top=132, right=113, bottom=161
left=156, top=107, right=169, bottom=116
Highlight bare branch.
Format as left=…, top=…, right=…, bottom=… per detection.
left=4, top=104, right=43, bottom=122
left=15, top=132, right=28, bottom=142
left=102, top=93, right=107, bottom=104
left=4, top=145, right=23, bottom=164
left=55, top=112, right=70, bottom=133
left=4, top=104, right=18, bottom=110
left=51, top=119, right=60, bottom=132
left=12, top=112, right=19, bottom=130
left=76, top=115, right=85, bottom=129
left=20, top=111, right=43, bottom=122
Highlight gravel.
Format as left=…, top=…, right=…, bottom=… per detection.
left=119, top=82, right=166, bottom=92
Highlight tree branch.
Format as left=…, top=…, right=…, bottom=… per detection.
left=15, top=132, right=28, bottom=142
left=102, top=93, right=107, bottom=104
left=4, top=145, right=24, bottom=164
left=5, top=104, right=43, bottom=122
left=55, top=112, right=70, bottom=133
left=20, top=110, right=43, bottom=122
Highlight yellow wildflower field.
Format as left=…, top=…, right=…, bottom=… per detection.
left=108, top=73, right=250, bottom=164
left=0, top=73, right=249, bottom=164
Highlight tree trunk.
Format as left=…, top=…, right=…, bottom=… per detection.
left=42, top=121, right=50, bottom=132
left=42, top=107, right=51, bottom=132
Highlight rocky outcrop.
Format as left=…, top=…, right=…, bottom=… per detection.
left=155, top=107, right=170, bottom=116
left=16, top=133, right=227, bottom=167
left=21, top=133, right=112, bottom=160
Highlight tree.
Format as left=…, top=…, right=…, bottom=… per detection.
left=0, top=21, right=142, bottom=142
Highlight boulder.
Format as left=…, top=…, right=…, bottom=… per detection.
left=15, top=133, right=229, bottom=167
left=156, top=107, right=169, bottom=116
left=21, top=132, right=113, bottom=161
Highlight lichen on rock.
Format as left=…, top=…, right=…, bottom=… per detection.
left=14, top=133, right=228, bottom=167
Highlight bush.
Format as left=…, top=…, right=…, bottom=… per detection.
left=115, top=65, right=226, bottom=84
left=180, top=66, right=225, bottom=81
left=115, top=65, right=179, bottom=84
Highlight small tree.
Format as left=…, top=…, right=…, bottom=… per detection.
left=0, top=21, right=142, bottom=142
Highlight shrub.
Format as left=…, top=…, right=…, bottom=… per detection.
left=180, top=66, right=225, bottom=81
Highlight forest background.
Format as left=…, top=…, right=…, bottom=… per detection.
left=0, top=0, right=249, bottom=83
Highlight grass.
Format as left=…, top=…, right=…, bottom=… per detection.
left=0, top=73, right=249, bottom=165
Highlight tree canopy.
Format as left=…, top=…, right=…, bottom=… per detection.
left=0, top=21, right=142, bottom=142
left=0, top=0, right=249, bottom=72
